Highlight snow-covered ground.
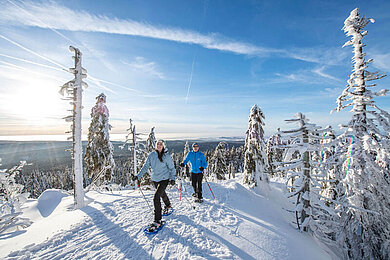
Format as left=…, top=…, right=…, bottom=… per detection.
left=0, top=174, right=334, bottom=259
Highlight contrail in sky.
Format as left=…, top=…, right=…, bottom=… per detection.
left=0, top=34, right=69, bottom=70
left=5, top=0, right=75, bottom=45
left=0, top=53, right=65, bottom=72
left=0, top=34, right=125, bottom=95
left=0, top=60, right=68, bottom=81
left=185, top=57, right=196, bottom=104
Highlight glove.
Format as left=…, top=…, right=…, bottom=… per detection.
left=131, top=174, right=138, bottom=181
left=180, top=163, right=185, bottom=167
left=199, top=167, right=204, bottom=172
left=169, top=180, right=175, bottom=186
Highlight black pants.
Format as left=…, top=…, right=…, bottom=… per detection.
left=191, top=172, right=203, bottom=199
left=153, top=180, right=171, bottom=222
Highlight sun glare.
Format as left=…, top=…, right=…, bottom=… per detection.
left=1, top=71, right=67, bottom=123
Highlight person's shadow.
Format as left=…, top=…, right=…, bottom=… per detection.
left=81, top=202, right=150, bottom=258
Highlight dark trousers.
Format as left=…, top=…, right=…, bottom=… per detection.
left=153, top=179, right=171, bottom=222
left=191, top=172, right=203, bottom=199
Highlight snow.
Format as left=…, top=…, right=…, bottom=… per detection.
left=0, top=174, right=333, bottom=259
left=36, top=189, right=68, bottom=218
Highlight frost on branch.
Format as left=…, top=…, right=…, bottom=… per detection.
left=275, top=113, right=336, bottom=237
left=243, top=104, right=269, bottom=187
left=0, top=160, right=31, bottom=234
left=332, top=8, right=390, bottom=260
left=84, top=93, right=115, bottom=186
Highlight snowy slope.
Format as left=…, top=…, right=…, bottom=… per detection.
left=0, top=174, right=334, bottom=259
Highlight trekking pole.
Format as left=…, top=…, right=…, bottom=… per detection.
left=174, top=185, right=195, bottom=210
left=135, top=179, right=153, bottom=211
left=180, top=182, right=182, bottom=201
left=203, top=172, right=217, bottom=202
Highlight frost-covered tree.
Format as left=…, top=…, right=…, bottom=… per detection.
left=138, top=127, right=157, bottom=186
left=266, top=129, right=284, bottom=178
left=59, top=46, right=87, bottom=208
left=243, top=105, right=269, bottom=186
left=210, top=142, right=228, bottom=180
left=317, top=126, right=341, bottom=203
left=228, top=162, right=235, bottom=179
left=0, top=160, right=31, bottom=233
left=146, top=127, right=157, bottom=152
left=235, top=145, right=245, bottom=173
left=84, top=93, right=115, bottom=185
left=331, top=8, right=390, bottom=260
left=276, top=113, right=336, bottom=236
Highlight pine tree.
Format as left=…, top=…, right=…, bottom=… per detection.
left=317, top=126, right=341, bottom=204
left=139, top=127, right=156, bottom=186
left=243, top=104, right=269, bottom=186
left=275, top=113, right=336, bottom=236
left=236, top=145, right=245, bottom=173
left=84, top=93, right=115, bottom=185
left=331, top=8, right=390, bottom=259
left=210, top=142, right=228, bottom=180
left=0, top=160, right=31, bottom=233
left=266, top=129, right=284, bottom=178
left=146, top=127, right=157, bottom=152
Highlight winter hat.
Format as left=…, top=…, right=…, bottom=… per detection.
left=156, top=139, right=167, bottom=148
left=192, top=142, right=199, bottom=147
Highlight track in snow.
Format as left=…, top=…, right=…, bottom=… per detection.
left=5, top=179, right=332, bottom=260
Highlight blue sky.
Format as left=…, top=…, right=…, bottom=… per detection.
left=0, top=0, right=389, bottom=140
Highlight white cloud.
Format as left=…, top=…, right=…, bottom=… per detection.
left=122, top=57, right=166, bottom=79
left=0, top=1, right=277, bottom=57
left=0, top=0, right=345, bottom=66
left=372, top=52, right=390, bottom=72
left=274, top=67, right=342, bottom=86
left=288, top=47, right=349, bottom=66
left=312, top=66, right=342, bottom=81
left=320, top=87, right=345, bottom=97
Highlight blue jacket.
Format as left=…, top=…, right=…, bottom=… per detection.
left=182, top=150, right=208, bottom=174
left=137, top=151, right=176, bottom=182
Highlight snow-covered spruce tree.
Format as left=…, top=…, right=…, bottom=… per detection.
left=228, top=146, right=239, bottom=175
left=84, top=93, right=115, bottom=185
left=0, top=160, right=31, bottom=233
left=210, top=142, right=228, bottom=180
left=119, top=118, right=136, bottom=185
left=331, top=8, right=390, bottom=260
left=243, top=104, right=269, bottom=186
left=317, top=126, right=341, bottom=204
left=228, top=162, right=235, bottom=179
left=138, top=127, right=157, bottom=186
left=266, top=129, right=284, bottom=178
left=276, top=113, right=336, bottom=235
left=235, top=145, right=245, bottom=173
left=146, top=127, right=157, bottom=152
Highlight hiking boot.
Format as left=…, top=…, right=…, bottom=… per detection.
left=163, top=205, right=172, bottom=215
left=148, top=220, right=164, bottom=232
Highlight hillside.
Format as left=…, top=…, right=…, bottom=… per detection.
left=0, top=174, right=334, bottom=259
left=0, top=140, right=244, bottom=172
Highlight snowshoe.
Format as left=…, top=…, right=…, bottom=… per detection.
left=162, top=206, right=174, bottom=216
left=144, top=220, right=166, bottom=235
left=194, top=198, right=203, bottom=203
left=192, top=193, right=197, bottom=197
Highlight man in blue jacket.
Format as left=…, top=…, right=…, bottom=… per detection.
left=180, top=143, right=208, bottom=202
